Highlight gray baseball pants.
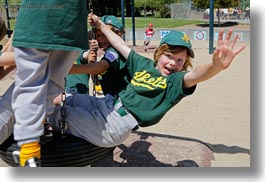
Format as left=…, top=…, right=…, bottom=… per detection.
left=12, top=47, right=79, bottom=146
left=48, top=93, right=138, bottom=147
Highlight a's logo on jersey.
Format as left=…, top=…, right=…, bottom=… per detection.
left=131, top=70, right=167, bottom=90
left=105, top=51, right=118, bottom=62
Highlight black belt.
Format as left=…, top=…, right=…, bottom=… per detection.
left=131, top=125, right=139, bottom=131
left=114, top=98, right=139, bottom=131
left=115, top=103, right=127, bottom=117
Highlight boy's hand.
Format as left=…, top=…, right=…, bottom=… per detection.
left=89, top=50, right=97, bottom=63
left=82, top=39, right=98, bottom=62
left=89, top=39, right=98, bottom=63
left=89, top=39, right=99, bottom=52
left=212, top=29, right=246, bottom=70
left=88, top=13, right=101, bottom=29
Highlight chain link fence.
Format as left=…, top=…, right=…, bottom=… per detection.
left=170, top=1, right=205, bottom=20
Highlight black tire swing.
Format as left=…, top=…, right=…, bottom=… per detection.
left=0, top=133, right=115, bottom=167
left=0, top=93, right=115, bottom=167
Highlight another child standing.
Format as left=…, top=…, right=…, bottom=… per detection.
left=11, top=1, right=89, bottom=167
left=68, top=15, right=130, bottom=97
left=144, top=23, right=155, bottom=52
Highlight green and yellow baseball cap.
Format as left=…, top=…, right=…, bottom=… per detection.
left=101, top=15, right=124, bottom=32
left=159, top=31, right=194, bottom=58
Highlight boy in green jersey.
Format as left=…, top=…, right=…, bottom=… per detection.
left=45, top=14, right=245, bottom=148
left=11, top=1, right=89, bottom=167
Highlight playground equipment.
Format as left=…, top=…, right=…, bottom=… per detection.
left=0, top=132, right=115, bottom=167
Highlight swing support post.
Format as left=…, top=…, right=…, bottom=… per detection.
left=131, top=0, right=136, bottom=46
left=209, top=0, right=215, bottom=54
left=121, top=0, right=125, bottom=40
left=4, top=0, right=11, bottom=38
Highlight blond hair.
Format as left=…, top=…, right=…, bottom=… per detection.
left=154, top=44, right=193, bottom=71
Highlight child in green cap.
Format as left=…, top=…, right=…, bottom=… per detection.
left=68, top=15, right=131, bottom=97
left=43, top=13, right=246, bottom=148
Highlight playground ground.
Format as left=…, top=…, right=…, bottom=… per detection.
left=0, top=24, right=250, bottom=167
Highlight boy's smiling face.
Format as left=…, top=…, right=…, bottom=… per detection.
left=156, top=49, right=188, bottom=76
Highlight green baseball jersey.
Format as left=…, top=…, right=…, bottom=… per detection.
left=119, top=50, right=196, bottom=127
left=65, top=52, right=90, bottom=94
left=13, top=0, right=88, bottom=51
left=98, top=47, right=131, bottom=96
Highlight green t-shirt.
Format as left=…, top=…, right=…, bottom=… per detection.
left=13, top=0, right=88, bottom=51
left=65, top=52, right=90, bottom=94
left=98, top=47, right=131, bottom=96
left=119, top=50, right=196, bottom=127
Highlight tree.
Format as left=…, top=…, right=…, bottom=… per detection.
left=88, top=0, right=120, bottom=16
left=192, top=0, right=240, bottom=9
left=135, top=0, right=180, bottom=18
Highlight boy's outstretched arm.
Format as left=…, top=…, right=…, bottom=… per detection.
left=88, top=13, right=131, bottom=59
left=183, top=29, right=246, bottom=89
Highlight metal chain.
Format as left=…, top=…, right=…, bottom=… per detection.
left=59, top=92, right=67, bottom=137
left=88, top=0, right=98, bottom=96
left=89, top=0, right=96, bottom=39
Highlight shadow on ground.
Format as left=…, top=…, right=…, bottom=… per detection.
left=92, top=131, right=250, bottom=167
left=0, top=130, right=250, bottom=167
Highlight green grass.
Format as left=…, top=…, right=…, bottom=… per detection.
left=7, top=17, right=205, bottom=30
left=123, top=17, right=206, bottom=28
left=6, top=19, right=16, bottom=30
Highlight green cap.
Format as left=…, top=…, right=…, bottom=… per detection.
left=159, top=31, right=194, bottom=58
left=101, top=15, right=124, bottom=31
